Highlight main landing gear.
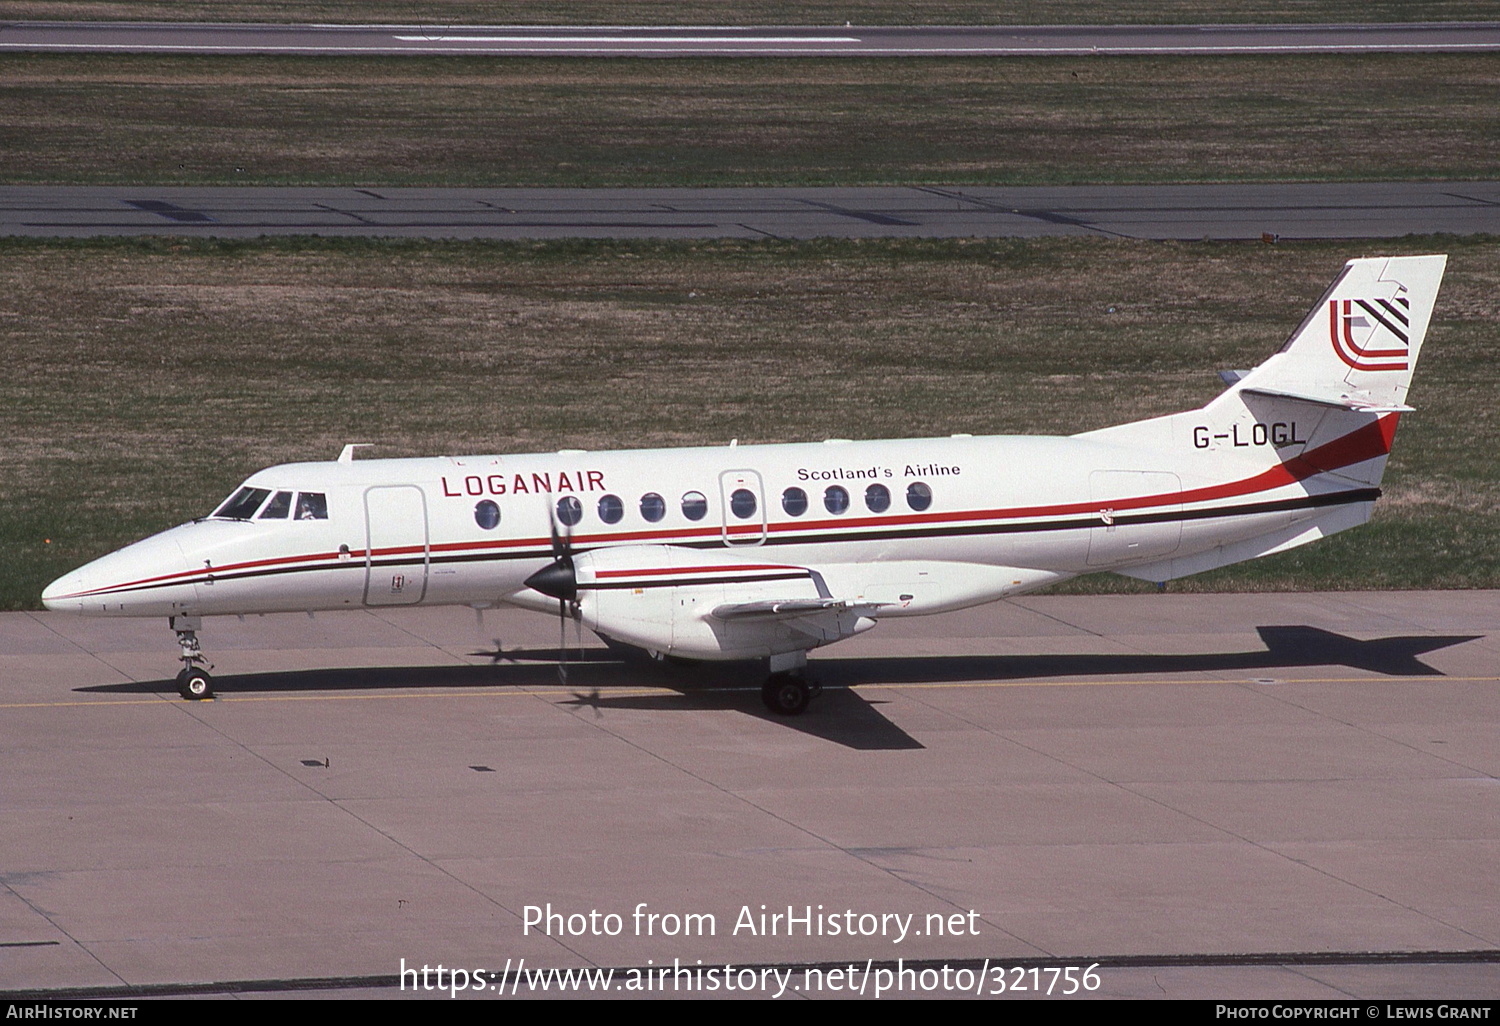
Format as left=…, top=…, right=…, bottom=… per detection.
left=171, top=615, right=214, bottom=700
left=760, top=651, right=821, bottom=716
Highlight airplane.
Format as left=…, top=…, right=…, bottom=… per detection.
left=42, top=254, right=1446, bottom=715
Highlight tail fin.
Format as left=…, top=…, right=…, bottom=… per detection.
left=1076, top=255, right=1445, bottom=584
left=1079, top=255, right=1445, bottom=583
left=1080, top=254, right=1447, bottom=454
left=1196, top=254, right=1447, bottom=489
left=1228, top=254, right=1446, bottom=413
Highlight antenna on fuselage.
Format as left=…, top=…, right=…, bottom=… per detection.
left=337, top=443, right=373, bottom=464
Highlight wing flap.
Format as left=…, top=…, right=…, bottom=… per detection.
left=711, top=598, right=887, bottom=621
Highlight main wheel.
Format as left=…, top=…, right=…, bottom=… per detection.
left=761, top=673, right=810, bottom=716
left=178, top=667, right=214, bottom=701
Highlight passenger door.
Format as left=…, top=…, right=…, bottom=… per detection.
left=363, top=485, right=429, bottom=605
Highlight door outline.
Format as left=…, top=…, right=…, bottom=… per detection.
left=1085, top=471, right=1183, bottom=567
left=719, top=469, right=767, bottom=547
left=363, top=485, right=430, bottom=605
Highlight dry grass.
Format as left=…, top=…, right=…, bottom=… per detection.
left=4, top=234, right=1497, bottom=608
left=3, top=53, right=1497, bottom=187
left=6, top=2, right=1488, bottom=26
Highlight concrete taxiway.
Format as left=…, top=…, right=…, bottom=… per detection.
left=4, top=21, right=1500, bottom=57
left=2, top=591, right=1497, bottom=998
left=5, top=182, right=1498, bottom=241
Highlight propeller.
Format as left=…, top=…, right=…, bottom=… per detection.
left=523, top=499, right=582, bottom=684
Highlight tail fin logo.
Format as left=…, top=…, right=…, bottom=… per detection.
left=1329, top=296, right=1410, bottom=371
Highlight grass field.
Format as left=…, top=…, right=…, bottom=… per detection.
left=4, top=234, right=1496, bottom=610
left=4, top=53, right=1497, bottom=187
left=8, top=2, right=1491, bottom=26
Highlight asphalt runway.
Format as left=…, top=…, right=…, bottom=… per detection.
left=2, top=591, right=1497, bottom=998
left=3, top=20, right=1500, bottom=57
left=5, top=182, right=1499, bottom=241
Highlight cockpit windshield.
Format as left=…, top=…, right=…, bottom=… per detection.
left=258, top=491, right=293, bottom=519
left=210, top=487, right=327, bottom=521
left=212, top=487, right=271, bottom=520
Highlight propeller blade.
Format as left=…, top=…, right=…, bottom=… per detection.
left=518, top=497, right=588, bottom=685
left=557, top=597, right=568, bottom=684
left=534, top=497, right=579, bottom=685
left=525, top=496, right=579, bottom=601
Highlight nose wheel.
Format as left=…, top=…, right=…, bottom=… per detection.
left=176, top=666, right=214, bottom=701
left=171, top=616, right=214, bottom=700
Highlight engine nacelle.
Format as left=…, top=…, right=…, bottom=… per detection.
left=572, top=545, right=872, bottom=661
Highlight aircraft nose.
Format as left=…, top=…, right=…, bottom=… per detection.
left=41, top=531, right=195, bottom=616
left=41, top=570, right=83, bottom=612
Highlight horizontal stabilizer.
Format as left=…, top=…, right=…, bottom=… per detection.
left=1239, top=385, right=1414, bottom=414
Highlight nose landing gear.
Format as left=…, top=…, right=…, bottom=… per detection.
left=170, top=615, right=214, bottom=700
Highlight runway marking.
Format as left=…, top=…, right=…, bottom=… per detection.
left=11, top=674, right=1498, bottom=710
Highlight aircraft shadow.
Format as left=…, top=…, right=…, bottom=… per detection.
left=75, top=626, right=1475, bottom=751
left=816, top=626, right=1480, bottom=687
left=77, top=647, right=923, bottom=750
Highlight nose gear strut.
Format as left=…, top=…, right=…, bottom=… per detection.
left=170, top=615, right=215, bottom=700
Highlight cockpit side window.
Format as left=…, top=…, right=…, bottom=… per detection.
left=259, top=491, right=293, bottom=519
left=213, top=487, right=271, bottom=520
left=294, top=492, right=329, bottom=520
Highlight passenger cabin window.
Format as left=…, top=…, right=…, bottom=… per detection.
left=729, top=488, right=757, bottom=520
left=258, top=491, right=293, bottom=519
left=906, top=482, right=933, bottom=511
left=556, top=495, right=582, bottom=526
left=474, top=500, right=501, bottom=530
left=681, top=491, right=708, bottom=521
left=213, top=487, right=270, bottom=520
left=824, top=486, right=850, bottom=515
left=781, top=487, right=808, bottom=517
left=295, top=492, right=328, bottom=520
left=598, top=494, right=624, bottom=524
left=640, top=492, right=666, bottom=523
left=865, top=483, right=891, bottom=513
